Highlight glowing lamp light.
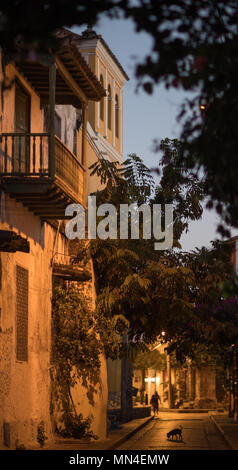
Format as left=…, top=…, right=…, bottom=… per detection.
left=200, top=105, right=206, bottom=110
left=156, top=376, right=160, bottom=384
left=151, top=377, right=156, bottom=383
left=144, top=377, right=149, bottom=383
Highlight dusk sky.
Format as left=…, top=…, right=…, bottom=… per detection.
left=73, top=14, right=237, bottom=251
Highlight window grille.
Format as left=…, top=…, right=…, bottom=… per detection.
left=16, top=265, right=28, bottom=361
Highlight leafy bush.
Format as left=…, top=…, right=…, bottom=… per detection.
left=37, top=421, right=48, bottom=448
left=57, top=411, right=98, bottom=440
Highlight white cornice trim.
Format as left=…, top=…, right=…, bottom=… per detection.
left=77, top=39, right=128, bottom=87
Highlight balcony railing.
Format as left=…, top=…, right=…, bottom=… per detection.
left=0, top=133, right=50, bottom=175
left=0, top=133, right=84, bottom=203
left=54, top=135, right=84, bottom=201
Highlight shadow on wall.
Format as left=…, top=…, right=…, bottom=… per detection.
left=1, top=193, right=45, bottom=248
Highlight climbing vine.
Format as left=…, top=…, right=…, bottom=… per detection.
left=51, top=280, right=128, bottom=438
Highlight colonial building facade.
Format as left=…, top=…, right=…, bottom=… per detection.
left=61, top=28, right=129, bottom=196
left=0, top=30, right=121, bottom=448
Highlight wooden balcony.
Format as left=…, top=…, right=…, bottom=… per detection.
left=0, top=133, right=85, bottom=219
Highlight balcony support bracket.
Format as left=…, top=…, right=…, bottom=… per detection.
left=52, top=263, right=91, bottom=282
left=0, top=230, right=30, bottom=253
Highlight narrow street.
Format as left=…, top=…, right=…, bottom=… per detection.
left=116, top=412, right=230, bottom=450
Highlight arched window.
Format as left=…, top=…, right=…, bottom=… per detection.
left=115, top=94, right=119, bottom=138
left=100, top=75, right=104, bottom=121
left=107, top=84, right=112, bottom=130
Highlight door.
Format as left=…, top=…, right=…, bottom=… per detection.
left=14, top=82, right=30, bottom=172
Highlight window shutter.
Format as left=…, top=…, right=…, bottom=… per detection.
left=16, top=265, right=28, bottom=361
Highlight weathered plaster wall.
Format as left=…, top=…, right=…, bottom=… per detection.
left=0, top=195, right=68, bottom=448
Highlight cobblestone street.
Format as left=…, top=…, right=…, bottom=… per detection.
left=116, top=412, right=230, bottom=450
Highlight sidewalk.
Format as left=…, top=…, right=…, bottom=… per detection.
left=209, top=412, right=238, bottom=450
left=47, top=415, right=154, bottom=451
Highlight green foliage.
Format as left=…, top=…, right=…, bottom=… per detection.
left=167, top=283, right=238, bottom=366
left=123, top=0, right=238, bottom=232
left=90, top=151, right=235, bottom=368
left=57, top=411, right=97, bottom=440
left=52, top=282, right=102, bottom=395
left=51, top=281, right=128, bottom=438
left=152, top=138, right=204, bottom=246
left=89, top=158, right=121, bottom=188
left=37, top=421, right=48, bottom=448
left=122, top=153, right=155, bottom=205
left=222, top=275, right=238, bottom=300
left=89, top=153, right=154, bottom=207
left=89, top=150, right=232, bottom=353
left=15, top=440, right=26, bottom=450
left=133, top=349, right=166, bottom=371
left=0, top=2, right=118, bottom=56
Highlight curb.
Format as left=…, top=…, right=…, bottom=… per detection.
left=106, top=416, right=154, bottom=450
left=209, top=414, right=235, bottom=450
left=159, top=408, right=219, bottom=413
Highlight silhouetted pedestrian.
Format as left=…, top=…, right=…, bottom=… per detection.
left=150, top=391, right=161, bottom=416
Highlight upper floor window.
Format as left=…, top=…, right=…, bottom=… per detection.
left=107, top=84, right=112, bottom=130
left=115, top=94, right=119, bottom=139
left=15, top=82, right=30, bottom=134
left=100, top=75, right=104, bottom=122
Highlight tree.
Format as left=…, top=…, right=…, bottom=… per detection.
left=125, top=0, right=238, bottom=234
left=151, top=138, right=204, bottom=246
left=90, top=145, right=232, bottom=350
left=1, top=1, right=238, bottom=232
left=167, top=257, right=238, bottom=365
left=133, top=349, right=166, bottom=372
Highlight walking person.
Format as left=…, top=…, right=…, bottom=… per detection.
left=150, top=391, right=161, bottom=417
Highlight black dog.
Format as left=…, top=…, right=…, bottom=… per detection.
left=167, top=425, right=183, bottom=441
